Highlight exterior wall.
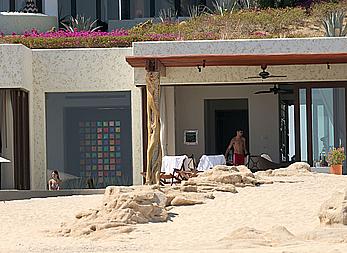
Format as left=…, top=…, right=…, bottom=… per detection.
left=0, top=44, right=33, bottom=189
left=174, top=85, right=280, bottom=162
left=31, top=48, right=142, bottom=189
left=0, top=13, right=57, bottom=35
left=0, top=44, right=33, bottom=90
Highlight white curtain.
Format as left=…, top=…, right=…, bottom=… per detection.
left=0, top=90, right=14, bottom=189
left=160, top=87, right=168, bottom=156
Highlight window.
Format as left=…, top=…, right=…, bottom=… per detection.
left=58, top=0, right=71, bottom=21
left=46, top=92, right=133, bottom=189
left=1, top=0, right=39, bottom=12
left=101, top=0, right=119, bottom=21
left=0, top=0, right=10, bottom=11
left=311, top=88, right=346, bottom=165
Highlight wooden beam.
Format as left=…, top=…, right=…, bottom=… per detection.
left=145, top=59, right=166, bottom=77
left=126, top=53, right=347, bottom=68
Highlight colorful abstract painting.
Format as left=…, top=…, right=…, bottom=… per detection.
left=78, top=120, right=121, bottom=183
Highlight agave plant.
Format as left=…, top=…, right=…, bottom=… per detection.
left=187, top=5, right=208, bottom=18
left=158, top=8, right=178, bottom=23
left=212, top=0, right=237, bottom=16
left=61, top=15, right=102, bottom=32
left=322, top=10, right=347, bottom=37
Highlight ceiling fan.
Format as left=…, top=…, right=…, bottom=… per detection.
left=245, top=65, right=287, bottom=80
left=254, top=84, right=293, bottom=95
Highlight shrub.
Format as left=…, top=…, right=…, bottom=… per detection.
left=327, top=147, right=346, bottom=166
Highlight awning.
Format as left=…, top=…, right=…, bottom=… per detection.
left=126, top=53, right=347, bottom=68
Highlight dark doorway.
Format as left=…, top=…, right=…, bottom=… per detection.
left=215, top=110, right=249, bottom=155
left=205, top=99, right=249, bottom=155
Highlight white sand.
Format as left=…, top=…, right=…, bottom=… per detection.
left=2, top=173, right=347, bottom=253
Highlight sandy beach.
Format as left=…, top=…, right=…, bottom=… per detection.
left=2, top=172, right=347, bottom=253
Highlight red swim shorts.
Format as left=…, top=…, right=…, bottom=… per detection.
left=233, top=153, right=245, bottom=166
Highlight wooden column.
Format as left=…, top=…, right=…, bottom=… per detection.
left=145, top=60, right=162, bottom=185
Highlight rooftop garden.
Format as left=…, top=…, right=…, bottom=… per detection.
left=0, top=1, right=347, bottom=49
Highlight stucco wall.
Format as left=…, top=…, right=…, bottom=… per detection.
left=174, top=85, right=280, bottom=163
left=31, top=48, right=142, bottom=189
left=0, top=13, right=57, bottom=35
left=0, top=44, right=32, bottom=90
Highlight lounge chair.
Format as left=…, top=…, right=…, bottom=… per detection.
left=160, top=155, right=188, bottom=185
left=197, top=154, right=226, bottom=171
left=246, top=154, right=292, bottom=172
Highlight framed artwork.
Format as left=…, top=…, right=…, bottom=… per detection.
left=184, top=130, right=198, bottom=145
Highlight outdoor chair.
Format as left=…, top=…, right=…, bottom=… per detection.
left=246, top=154, right=292, bottom=172
left=141, top=155, right=199, bottom=185
left=160, top=155, right=188, bottom=185
left=197, top=154, right=226, bottom=171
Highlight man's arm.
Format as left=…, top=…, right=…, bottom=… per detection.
left=225, top=138, right=234, bottom=158
left=242, top=137, right=248, bottom=155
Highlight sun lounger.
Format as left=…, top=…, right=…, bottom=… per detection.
left=246, top=154, right=293, bottom=172
left=197, top=154, right=226, bottom=171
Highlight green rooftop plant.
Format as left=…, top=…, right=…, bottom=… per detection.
left=322, top=10, right=347, bottom=37
left=61, top=15, right=102, bottom=32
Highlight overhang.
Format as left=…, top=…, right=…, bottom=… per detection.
left=126, top=53, right=347, bottom=68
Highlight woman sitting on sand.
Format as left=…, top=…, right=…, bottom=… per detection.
left=48, top=170, right=61, bottom=191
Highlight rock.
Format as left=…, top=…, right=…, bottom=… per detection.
left=319, top=188, right=347, bottom=225
left=59, top=187, right=170, bottom=237
left=170, top=196, right=204, bottom=206
left=236, top=165, right=252, bottom=174
left=180, top=185, right=198, bottom=192
left=214, top=185, right=237, bottom=193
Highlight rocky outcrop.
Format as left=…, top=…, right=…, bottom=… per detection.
left=57, top=165, right=271, bottom=238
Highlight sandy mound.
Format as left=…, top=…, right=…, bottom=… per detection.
left=319, top=188, right=347, bottom=226
left=255, top=162, right=312, bottom=177
left=303, top=228, right=347, bottom=243
left=186, top=165, right=270, bottom=188
left=222, top=225, right=296, bottom=247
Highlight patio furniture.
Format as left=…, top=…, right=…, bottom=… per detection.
left=197, top=154, right=226, bottom=171
left=246, top=154, right=292, bottom=172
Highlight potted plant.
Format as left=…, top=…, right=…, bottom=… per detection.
left=327, top=147, right=346, bottom=175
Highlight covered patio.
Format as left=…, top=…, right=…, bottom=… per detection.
left=126, top=38, right=347, bottom=183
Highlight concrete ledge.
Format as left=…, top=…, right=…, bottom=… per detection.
left=0, top=189, right=105, bottom=201
left=0, top=13, right=57, bottom=34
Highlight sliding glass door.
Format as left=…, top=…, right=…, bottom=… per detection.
left=295, top=84, right=347, bottom=172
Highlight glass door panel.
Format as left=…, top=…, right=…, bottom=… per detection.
left=311, top=88, right=346, bottom=167
left=299, top=88, right=307, bottom=162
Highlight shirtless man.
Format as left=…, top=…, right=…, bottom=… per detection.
left=224, top=129, right=248, bottom=166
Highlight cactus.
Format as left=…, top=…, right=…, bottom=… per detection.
left=322, top=10, right=347, bottom=37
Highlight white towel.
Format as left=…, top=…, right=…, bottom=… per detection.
left=161, top=155, right=188, bottom=174
left=197, top=155, right=226, bottom=171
